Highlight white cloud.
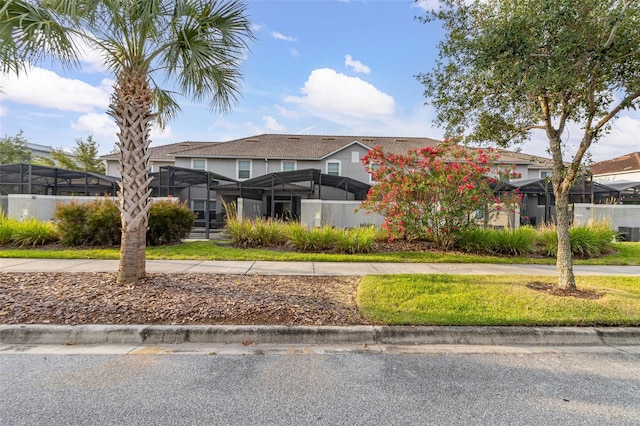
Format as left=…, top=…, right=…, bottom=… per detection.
left=345, top=55, right=371, bottom=74
left=515, top=113, right=640, bottom=163
left=413, top=0, right=442, bottom=12
left=290, top=48, right=301, bottom=58
left=272, top=32, right=296, bottom=42
left=2, top=67, right=111, bottom=112
left=71, top=112, right=117, bottom=139
left=262, top=116, right=286, bottom=132
left=274, top=104, right=299, bottom=118
left=284, top=68, right=395, bottom=120
left=0, top=104, right=7, bottom=117
left=589, top=115, right=640, bottom=161
left=151, top=123, right=174, bottom=140
left=72, top=33, right=108, bottom=73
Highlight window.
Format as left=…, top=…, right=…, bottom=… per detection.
left=367, top=162, right=379, bottom=183
left=351, top=151, right=360, bottom=163
left=237, top=160, right=251, bottom=179
left=192, top=159, right=206, bottom=170
left=540, top=170, right=552, bottom=179
left=281, top=160, right=296, bottom=172
left=326, top=161, right=341, bottom=176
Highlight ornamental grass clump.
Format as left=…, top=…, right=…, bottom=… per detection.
left=455, top=227, right=495, bottom=253
left=286, top=223, right=339, bottom=252
left=10, top=217, right=59, bottom=246
left=225, top=217, right=288, bottom=248
left=0, top=215, right=14, bottom=244
left=335, top=226, right=379, bottom=254
left=492, top=227, right=537, bottom=256
left=536, top=220, right=617, bottom=257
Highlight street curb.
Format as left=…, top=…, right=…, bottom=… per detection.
left=1, top=325, right=640, bottom=346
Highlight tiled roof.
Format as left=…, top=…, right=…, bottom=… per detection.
left=170, top=134, right=442, bottom=159
left=101, top=134, right=554, bottom=168
left=100, top=141, right=218, bottom=160
left=494, top=149, right=555, bottom=168
left=589, top=152, right=640, bottom=175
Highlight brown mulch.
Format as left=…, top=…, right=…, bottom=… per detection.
left=526, top=281, right=603, bottom=300
left=0, top=273, right=368, bottom=326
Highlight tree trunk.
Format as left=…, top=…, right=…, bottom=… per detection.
left=108, top=67, right=155, bottom=285
left=554, top=188, right=576, bottom=291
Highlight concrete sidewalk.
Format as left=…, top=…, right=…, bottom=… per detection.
left=2, top=257, right=640, bottom=276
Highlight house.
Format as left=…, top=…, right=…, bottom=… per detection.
left=102, top=134, right=562, bottom=229
left=103, top=140, right=220, bottom=176
left=590, top=152, right=640, bottom=183
left=588, top=152, right=640, bottom=205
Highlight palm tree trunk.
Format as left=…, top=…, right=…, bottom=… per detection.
left=108, top=68, right=155, bottom=284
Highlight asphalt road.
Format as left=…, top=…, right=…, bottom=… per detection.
left=2, top=347, right=640, bottom=425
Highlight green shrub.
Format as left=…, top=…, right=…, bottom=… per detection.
left=226, top=217, right=257, bottom=247
left=535, top=222, right=558, bottom=256
left=492, top=227, right=536, bottom=256
left=535, top=221, right=617, bottom=257
left=56, top=198, right=195, bottom=247
left=0, top=216, right=14, bottom=244
left=85, top=199, right=121, bottom=246
left=10, top=217, right=59, bottom=246
left=55, top=201, right=92, bottom=246
left=147, top=200, right=196, bottom=245
left=570, top=222, right=617, bottom=257
left=455, top=227, right=495, bottom=254
left=336, top=226, right=379, bottom=254
left=288, top=225, right=338, bottom=252
left=252, top=218, right=288, bottom=247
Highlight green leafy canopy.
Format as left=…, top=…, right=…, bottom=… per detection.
left=418, top=0, right=640, bottom=150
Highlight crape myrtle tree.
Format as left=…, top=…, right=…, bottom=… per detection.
left=1, top=0, right=253, bottom=284
left=417, top=0, right=640, bottom=291
left=360, top=140, right=521, bottom=248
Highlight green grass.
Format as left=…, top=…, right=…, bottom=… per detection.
left=357, top=274, right=640, bottom=326
left=1, top=240, right=639, bottom=265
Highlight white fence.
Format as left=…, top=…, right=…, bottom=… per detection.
left=1, top=194, right=175, bottom=222
left=573, top=203, right=640, bottom=241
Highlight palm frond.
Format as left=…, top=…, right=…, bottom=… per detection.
left=151, top=86, right=181, bottom=129
left=0, top=0, right=80, bottom=73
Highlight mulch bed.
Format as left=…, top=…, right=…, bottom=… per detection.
left=526, top=281, right=603, bottom=300
left=0, top=272, right=367, bottom=326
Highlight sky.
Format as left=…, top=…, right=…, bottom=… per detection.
left=0, top=0, right=638, bottom=163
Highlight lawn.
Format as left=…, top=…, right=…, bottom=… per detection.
left=0, top=240, right=638, bottom=265
left=358, top=274, right=640, bottom=326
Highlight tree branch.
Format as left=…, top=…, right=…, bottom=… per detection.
left=594, top=92, right=640, bottom=131
left=602, top=0, right=635, bottom=50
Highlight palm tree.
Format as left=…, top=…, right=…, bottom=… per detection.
left=2, top=0, right=253, bottom=284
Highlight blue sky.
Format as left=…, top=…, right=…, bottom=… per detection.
left=1, top=0, right=638, bottom=162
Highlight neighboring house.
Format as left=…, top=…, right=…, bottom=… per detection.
left=589, top=152, right=640, bottom=205
left=590, top=152, right=640, bottom=183
left=103, top=140, right=220, bottom=176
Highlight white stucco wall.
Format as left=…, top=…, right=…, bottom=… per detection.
left=5, top=194, right=175, bottom=222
